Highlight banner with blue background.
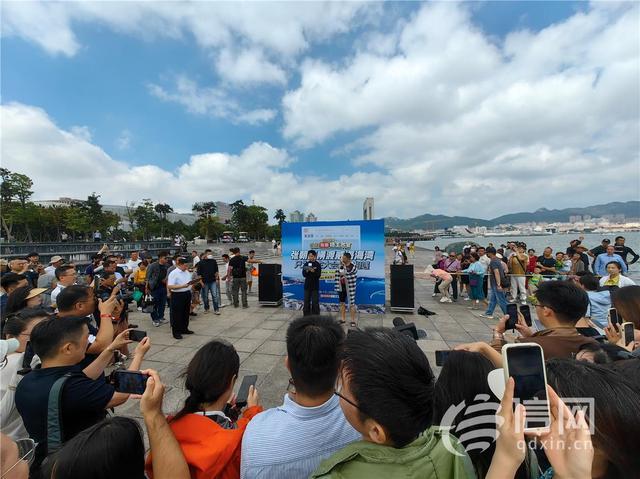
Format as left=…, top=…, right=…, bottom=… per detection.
left=282, top=219, right=386, bottom=313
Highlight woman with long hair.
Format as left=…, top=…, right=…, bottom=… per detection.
left=460, top=253, right=485, bottom=309
left=146, top=340, right=262, bottom=479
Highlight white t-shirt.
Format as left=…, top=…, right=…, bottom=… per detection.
left=44, top=265, right=56, bottom=275
left=125, top=259, right=141, bottom=272
left=1, top=352, right=39, bottom=440
left=220, top=262, right=230, bottom=281
left=192, top=256, right=201, bottom=266
left=168, top=268, right=192, bottom=292
left=51, top=284, right=65, bottom=305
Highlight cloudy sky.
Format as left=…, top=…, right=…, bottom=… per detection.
left=1, top=1, right=638, bottom=220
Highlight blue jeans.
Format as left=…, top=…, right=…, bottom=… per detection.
left=201, top=282, right=219, bottom=311
left=485, top=286, right=507, bottom=315
left=150, top=287, right=167, bottom=323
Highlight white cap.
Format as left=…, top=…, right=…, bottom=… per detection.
left=0, top=338, right=20, bottom=360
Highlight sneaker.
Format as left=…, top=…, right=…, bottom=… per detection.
left=158, top=318, right=168, bottom=325
left=137, top=307, right=143, bottom=311
left=214, top=311, right=221, bottom=315
left=440, top=297, right=452, bottom=303
left=520, top=300, right=527, bottom=305
left=463, top=297, right=470, bottom=301
left=476, top=312, right=494, bottom=319
left=183, top=330, right=195, bottom=335
left=432, top=293, right=438, bottom=297
left=220, top=303, right=228, bottom=308
left=152, top=321, right=160, bottom=327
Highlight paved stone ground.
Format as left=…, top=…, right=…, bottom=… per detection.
left=115, top=244, right=498, bottom=423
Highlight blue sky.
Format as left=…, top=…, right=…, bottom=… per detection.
left=1, top=1, right=637, bottom=219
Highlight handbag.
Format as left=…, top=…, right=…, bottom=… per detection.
left=142, top=294, right=155, bottom=313
left=469, top=276, right=479, bottom=286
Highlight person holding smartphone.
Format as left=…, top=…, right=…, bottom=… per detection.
left=302, top=250, right=322, bottom=316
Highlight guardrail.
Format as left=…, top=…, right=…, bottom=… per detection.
left=0, top=241, right=176, bottom=266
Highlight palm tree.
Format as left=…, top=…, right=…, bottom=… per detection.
left=154, top=203, right=174, bottom=239
left=274, top=208, right=286, bottom=225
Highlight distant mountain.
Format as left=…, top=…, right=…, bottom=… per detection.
left=385, top=201, right=640, bottom=231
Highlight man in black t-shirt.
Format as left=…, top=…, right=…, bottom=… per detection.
left=15, top=316, right=150, bottom=470
left=302, top=250, right=322, bottom=316
left=228, top=247, right=249, bottom=308
left=536, top=247, right=558, bottom=277
left=613, top=236, right=639, bottom=266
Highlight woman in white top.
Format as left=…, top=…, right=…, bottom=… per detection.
left=0, top=308, right=49, bottom=440
left=599, top=261, right=636, bottom=288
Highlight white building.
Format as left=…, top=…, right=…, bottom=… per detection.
left=363, top=197, right=374, bottom=220
left=215, top=202, right=232, bottom=224
left=289, top=210, right=304, bottom=222
left=306, top=213, right=317, bottom=222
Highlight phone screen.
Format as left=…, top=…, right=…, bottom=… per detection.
left=623, top=323, right=635, bottom=346
left=435, top=350, right=451, bottom=367
left=506, top=303, right=519, bottom=330
left=520, top=305, right=532, bottom=327
left=236, top=375, right=258, bottom=408
left=113, top=371, right=149, bottom=395
left=506, top=346, right=550, bottom=430
left=609, top=308, right=620, bottom=326
left=129, top=330, right=147, bottom=342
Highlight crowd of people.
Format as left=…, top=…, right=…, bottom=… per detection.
left=0, top=236, right=638, bottom=479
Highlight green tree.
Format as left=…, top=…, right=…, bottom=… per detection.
left=154, top=202, right=174, bottom=239
left=244, top=205, right=269, bottom=239
left=192, top=202, right=218, bottom=240
left=134, top=199, right=157, bottom=240
left=0, top=169, right=34, bottom=241
left=273, top=208, right=286, bottom=225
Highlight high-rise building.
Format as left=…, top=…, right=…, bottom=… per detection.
left=306, top=213, right=317, bottom=222
left=289, top=210, right=304, bottom=223
left=363, top=197, right=374, bottom=220
left=215, top=202, right=232, bottom=224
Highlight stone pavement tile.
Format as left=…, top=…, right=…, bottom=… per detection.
left=238, top=351, right=251, bottom=363
left=266, top=328, right=288, bottom=341
left=260, top=320, right=284, bottom=330
left=177, top=334, right=213, bottom=349
left=234, top=338, right=267, bottom=353
left=256, top=340, right=287, bottom=356
left=160, top=362, right=189, bottom=388
left=240, top=353, right=281, bottom=374
left=253, top=360, right=289, bottom=409
left=145, top=344, right=169, bottom=358
left=243, top=328, right=275, bottom=341
left=468, top=332, right=493, bottom=342
left=147, top=346, right=194, bottom=364
left=438, top=330, right=474, bottom=342
left=222, top=326, right=255, bottom=338
left=144, top=329, right=180, bottom=346
left=418, top=339, right=449, bottom=353
left=235, top=317, right=268, bottom=328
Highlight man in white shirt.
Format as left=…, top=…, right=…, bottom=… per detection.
left=50, top=265, right=77, bottom=306
left=125, top=251, right=141, bottom=273
left=167, top=257, right=194, bottom=340
left=241, top=316, right=359, bottom=479
left=44, top=256, right=65, bottom=276
left=219, top=254, right=232, bottom=307
left=191, top=250, right=200, bottom=267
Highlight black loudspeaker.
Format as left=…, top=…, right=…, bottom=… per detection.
left=258, top=263, right=282, bottom=305
left=390, top=264, right=414, bottom=312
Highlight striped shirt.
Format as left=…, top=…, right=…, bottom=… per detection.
left=241, top=393, right=360, bottom=479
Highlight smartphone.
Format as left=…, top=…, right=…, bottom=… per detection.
left=519, top=305, right=532, bottom=327
left=129, top=330, right=147, bottom=342
left=235, top=375, right=258, bottom=408
left=112, top=370, right=149, bottom=395
left=609, top=308, right=620, bottom=326
left=621, top=322, right=635, bottom=346
left=435, top=350, right=451, bottom=367
left=502, top=343, right=551, bottom=433
left=506, top=303, right=519, bottom=330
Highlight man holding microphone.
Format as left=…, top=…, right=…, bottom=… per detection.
left=302, top=250, right=322, bottom=316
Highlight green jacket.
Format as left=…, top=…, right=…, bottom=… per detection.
left=311, top=426, right=476, bottom=479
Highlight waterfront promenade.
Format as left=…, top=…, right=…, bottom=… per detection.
left=114, top=244, right=496, bottom=426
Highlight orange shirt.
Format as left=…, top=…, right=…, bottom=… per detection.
left=145, top=406, right=262, bottom=479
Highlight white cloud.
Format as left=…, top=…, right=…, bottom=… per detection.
left=70, top=125, right=92, bottom=142
left=3, top=101, right=636, bottom=222
left=116, top=129, right=132, bottom=150
left=148, top=76, right=276, bottom=125
left=215, top=48, right=287, bottom=86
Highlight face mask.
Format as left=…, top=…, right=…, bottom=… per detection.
left=207, top=255, right=214, bottom=259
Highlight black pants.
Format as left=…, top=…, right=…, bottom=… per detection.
left=170, top=291, right=191, bottom=334
left=483, top=275, right=488, bottom=298
left=303, top=289, right=320, bottom=316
